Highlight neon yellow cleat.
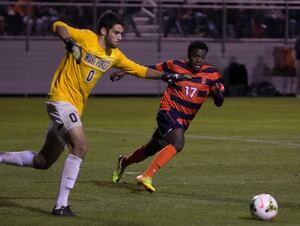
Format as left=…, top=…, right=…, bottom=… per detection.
left=136, top=175, right=156, bottom=193
left=112, top=155, right=126, bottom=183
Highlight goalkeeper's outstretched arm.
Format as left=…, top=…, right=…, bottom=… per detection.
left=110, top=68, right=191, bottom=83
left=145, top=68, right=191, bottom=82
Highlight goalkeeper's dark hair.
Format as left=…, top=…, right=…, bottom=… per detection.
left=188, top=41, right=209, bottom=56
left=97, top=10, right=124, bottom=33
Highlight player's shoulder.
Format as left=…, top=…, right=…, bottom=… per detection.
left=112, top=48, right=128, bottom=60
left=170, top=59, right=187, bottom=65
left=201, top=64, right=219, bottom=73
left=74, top=29, right=99, bottom=49
left=106, top=48, right=131, bottom=63
left=170, top=59, right=190, bottom=72
left=200, top=64, right=221, bottom=79
left=80, top=28, right=98, bottom=37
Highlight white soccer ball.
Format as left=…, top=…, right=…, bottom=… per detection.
left=249, top=194, right=278, bottom=220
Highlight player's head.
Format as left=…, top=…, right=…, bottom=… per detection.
left=97, top=10, right=124, bottom=49
left=187, top=41, right=209, bottom=71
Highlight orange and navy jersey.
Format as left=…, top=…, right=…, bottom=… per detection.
left=152, top=59, right=222, bottom=129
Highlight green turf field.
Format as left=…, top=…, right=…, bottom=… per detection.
left=0, top=97, right=299, bottom=226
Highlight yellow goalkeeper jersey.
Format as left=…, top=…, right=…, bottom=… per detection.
left=48, top=21, right=148, bottom=116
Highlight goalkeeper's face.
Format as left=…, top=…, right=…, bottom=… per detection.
left=105, top=24, right=124, bottom=49
left=188, top=48, right=207, bottom=72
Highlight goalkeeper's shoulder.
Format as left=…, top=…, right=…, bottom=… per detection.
left=52, top=20, right=93, bottom=34
left=52, top=20, right=69, bottom=32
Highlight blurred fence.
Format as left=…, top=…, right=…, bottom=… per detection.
left=0, top=0, right=299, bottom=95
left=1, top=0, right=300, bottom=54
left=1, top=1, right=300, bottom=41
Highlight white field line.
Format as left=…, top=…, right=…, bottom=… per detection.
left=86, top=128, right=300, bottom=147
left=1, top=121, right=299, bottom=147
left=124, top=171, right=137, bottom=175
left=187, top=134, right=300, bottom=147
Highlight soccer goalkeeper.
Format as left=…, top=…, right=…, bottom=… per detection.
left=0, top=10, right=189, bottom=216
left=112, top=41, right=225, bottom=193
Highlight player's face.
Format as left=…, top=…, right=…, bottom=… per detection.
left=188, top=48, right=207, bottom=71
left=105, top=24, right=124, bottom=49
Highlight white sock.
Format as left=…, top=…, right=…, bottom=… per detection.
left=0, top=150, right=36, bottom=167
left=55, top=154, right=82, bottom=209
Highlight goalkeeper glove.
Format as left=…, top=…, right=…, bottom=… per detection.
left=161, top=72, right=191, bottom=84
left=64, top=38, right=82, bottom=64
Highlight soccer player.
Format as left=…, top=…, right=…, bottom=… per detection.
left=112, top=41, right=225, bottom=193
left=0, top=11, right=188, bottom=216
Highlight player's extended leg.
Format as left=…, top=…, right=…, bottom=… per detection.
left=143, top=127, right=185, bottom=178
left=112, top=129, right=167, bottom=183
left=0, top=150, right=36, bottom=167
left=33, top=125, right=66, bottom=170
left=52, top=125, right=88, bottom=217
left=0, top=124, right=65, bottom=168
left=136, top=128, right=185, bottom=192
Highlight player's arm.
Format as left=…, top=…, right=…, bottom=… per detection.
left=110, top=68, right=191, bottom=83
left=210, top=83, right=225, bottom=107
left=53, top=21, right=82, bottom=64
left=110, top=68, right=160, bottom=81
left=112, top=52, right=191, bottom=83
left=146, top=68, right=191, bottom=82
left=144, top=61, right=192, bottom=82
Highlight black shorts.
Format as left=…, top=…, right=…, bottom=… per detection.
left=156, top=110, right=187, bottom=136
